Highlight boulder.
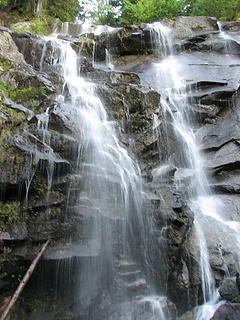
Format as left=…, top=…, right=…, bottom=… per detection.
left=131, top=296, right=177, bottom=320
left=210, top=170, right=240, bottom=194
left=0, top=29, right=25, bottom=67
left=205, top=141, right=240, bottom=171
left=222, top=21, right=240, bottom=32
left=172, top=16, right=218, bottom=40
left=211, top=303, right=240, bottom=320
left=219, top=278, right=240, bottom=301
left=197, top=119, right=240, bottom=151
left=94, top=26, right=152, bottom=61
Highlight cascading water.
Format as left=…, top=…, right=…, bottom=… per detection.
left=39, top=32, right=170, bottom=319
left=145, top=22, right=240, bottom=319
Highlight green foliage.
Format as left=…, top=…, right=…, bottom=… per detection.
left=9, top=86, right=47, bottom=105
left=217, top=170, right=227, bottom=176
left=0, top=201, right=21, bottom=224
left=43, top=0, right=81, bottom=22
left=1, top=0, right=80, bottom=22
left=0, top=59, right=11, bottom=71
left=121, top=0, right=184, bottom=24
left=183, top=0, right=240, bottom=21
left=30, top=17, right=53, bottom=35
left=204, top=117, right=214, bottom=124
left=88, top=0, right=120, bottom=26
left=0, top=80, right=47, bottom=105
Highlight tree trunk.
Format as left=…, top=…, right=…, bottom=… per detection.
left=0, top=240, right=50, bottom=320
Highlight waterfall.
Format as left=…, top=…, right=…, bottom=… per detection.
left=39, top=33, right=170, bottom=319
left=146, top=22, right=240, bottom=319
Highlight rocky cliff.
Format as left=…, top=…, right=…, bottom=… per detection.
left=0, top=16, right=240, bottom=319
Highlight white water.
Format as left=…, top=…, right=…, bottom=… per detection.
left=148, top=22, right=240, bottom=319
left=38, top=33, right=171, bottom=319
left=36, top=21, right=240, bottom=319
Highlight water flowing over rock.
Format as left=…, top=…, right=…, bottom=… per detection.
left=0, top=15, right=240, bottom=320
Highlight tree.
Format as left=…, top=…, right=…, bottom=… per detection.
left=184, top=0, right=240, bottom=20
left=85, top=0, right=121, bottom=25
left=120, top=0, right=184, bottom=25
left=46, top=0, right=81, bottom=22
left=0, top=0, right=81, bottom=21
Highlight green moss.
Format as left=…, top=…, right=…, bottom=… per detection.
left=217, top=170, right=227, bottom=176
left=0, top=105, right=26, bottom=128
left=0, top=59, right=11, bottom=71
left=204, top=117, right=215, bottom=124
left=9, top=86, right=47, bottom=105
left=191, top=24, right=204, bottom=30
left=0, top=80, right=47, bottom=112
left=11, top=16, right=57, bottom=36
left=0, top=201, right=21, bottom=224
left=30, top=17, right=54, bottom=36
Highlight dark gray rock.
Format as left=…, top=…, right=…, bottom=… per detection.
left=94, top=26, right=152, bottom=61
left=211, top=170, right=240, bottom=193
left=219, top=278, right=240, bottom=301
left=172, top=16, right=218, bottom=40
left=197, top=119, right=240, bottom=151
left=205, top=141, right=240, bottom=171
left=222, top=21, right=240, bottom=32
left=132, top=297, right=177, bottom=320
left=3, top=96, right=35, bottom=121
left=211, top=303, right=240, bottom=320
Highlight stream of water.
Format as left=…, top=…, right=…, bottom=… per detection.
left=36, top=20, right=240, bottom=319
left=147, top=22, right=240, bottom=319
left=38, top=33, right=171, bottom=319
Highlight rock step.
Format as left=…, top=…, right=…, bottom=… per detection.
left=116, top=260, right=138, bottom=273
left=123, top=278, right=148, bottom=296
left=118, top=270, right=142, bottom=282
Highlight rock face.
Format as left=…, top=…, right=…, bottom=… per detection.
left=0, top=15, right=240, bottom=320
left=211, top=303, right=240, bottom=320
left=219, top=278, right=240, bottom=301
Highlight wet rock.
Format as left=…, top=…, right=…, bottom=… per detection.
left=0, top=224, right=28, bottom=240
left=3, top=97, right=35, bottom=121
left=172, top=16, right=218, bottom=40
left=0, top=29, right=25, bottom=67
left=197, top=118, right=240, bottom=151
left=205, top=141, right=240, bottom=171
left=94, top=26, right=152, bottom=61
left=219, top=278, right=240, bottom=301
left=85, top=69, right=140, bottom=85
left=193, top=87, right=236, bottom=109
left=222, top=21, right=240, bottom=32
left=181, top=34, right=240, bottom=55
left=180, top=31, right=219, bottom=51
left=210, top=170, right=240, bottom=194
left=190, top=103, right=220, bottom=122
left=48, top=104, right=79, bottom=136
left=50, top=133, right=80, bottom=162
left=132, top=297, right=177, bottom=320
left=211, top=303, right=240, bottom=320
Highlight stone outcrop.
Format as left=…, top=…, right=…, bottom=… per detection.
left=211, top=303, right=240, bottom=320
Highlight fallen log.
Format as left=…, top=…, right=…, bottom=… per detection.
left=0, top=240, right=50, bottom=320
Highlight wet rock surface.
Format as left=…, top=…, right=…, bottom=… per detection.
left=211, top=303, right=240, bottom=320
left=219, top=278, right=240, bottom=301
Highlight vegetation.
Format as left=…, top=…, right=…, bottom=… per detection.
left=1, top=0, right=239, bottom=27
left=0, top=0, right=80, bottom=22
left=0, top=59, right=11, bottom=71
left=121, top=0, right=183, bottom=25
left=83, top=0, right=240, bottom=25
left=0, top=80, right=47, bottom=112
left=217, top=170, right=228, bottom=176
left=0, top=201, right=21, bottom=224
left=184, top=0, right=240, bottom=21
